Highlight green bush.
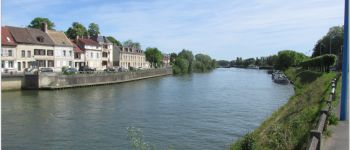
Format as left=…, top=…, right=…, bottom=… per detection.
left=328, top=112, right=338, bottom=125
left=299, top=54, right=337, bottom=72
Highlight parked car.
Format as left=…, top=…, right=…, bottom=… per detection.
left=64, top=68, right=78, bottom=74
left=79, top=66, right=96, bottom=72
left=104, top=67, right=116, bottom=72
left=118, top=67, right=128, bottom=72
left=40, top=67, right=53, bottom=72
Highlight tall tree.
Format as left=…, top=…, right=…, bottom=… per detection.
left=65, top=22, right=88, bottom=39
left=170, top=53, right=177, bottom=64
left=107, top=36, right=122, bottom=46
left=178, top=49, right=194, bottom=72
left=28, top=17, right=55, bottom=30
left=145, top=47, right=163, bottom=68
left=123, top=40, right=141, bottom=49
left=312, top=25, right=344, bottom=57
left=88, top=23, right=100, bottom=37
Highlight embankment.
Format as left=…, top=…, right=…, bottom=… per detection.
left=230, top=68, right=338, bottom=150
left=2, top=68, right=172, bottom=90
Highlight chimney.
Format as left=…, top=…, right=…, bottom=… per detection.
left=41, top=22, right=48, bottom=33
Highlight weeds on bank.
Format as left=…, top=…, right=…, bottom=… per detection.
left=230, top=68, right=336, bottom=150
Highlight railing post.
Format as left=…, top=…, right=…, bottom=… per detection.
left=310, top=130, right=322, bottom=150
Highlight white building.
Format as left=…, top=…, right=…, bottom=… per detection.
left=1, top=27, right=18, bottom=72
left=74, top=37, right=103, bottom=70
left=113, top=46, right=149, bottom=69
left=46, top=29, right=74, bottom=71
left=94, top=36, right=113, bottom=68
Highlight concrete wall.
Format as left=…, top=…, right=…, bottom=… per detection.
left=38, top=68, right=172, bottom=89
left=1, top=75, right=24, bottom=90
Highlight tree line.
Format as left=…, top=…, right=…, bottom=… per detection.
left=170, top=50, right=217, bottom=74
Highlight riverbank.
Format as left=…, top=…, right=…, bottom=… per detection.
left=1, top=68, right=172, bottom=90
left=230, top=68, right=338, bottom=149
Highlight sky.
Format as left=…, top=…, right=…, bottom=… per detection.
left=2, top=0, right=345, bottom=60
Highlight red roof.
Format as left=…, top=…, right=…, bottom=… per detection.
left=70, top=40, right=83, bottom=53
left=1, top=27, right=17, bottom=46
left=78, top=38, right=99, bottom=46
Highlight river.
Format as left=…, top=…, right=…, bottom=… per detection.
left=2, top=68, right=294, bottom=150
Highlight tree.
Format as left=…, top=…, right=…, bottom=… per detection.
left=145, top=47, right=163, bottom=68
left=216, top=60, right=230, bottom=68
left=312, top=25, right=344, bottom=57
left=170, top=53, right=177, bottom=64
left=65, top=22, right=88, bottom=39
left=275, top=50, right=308, bottom=70
left=123, top=40, right=141, bottom=49
left=178, top=49, right=194, bottom=72
left=28, top=17, right=55, bottom=30
left=88, top=23, right=100, bottom=37
left=173, top=58, right=189, bottom=74
left=107, top=36, right=122, bottom=46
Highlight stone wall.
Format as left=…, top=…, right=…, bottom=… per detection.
left=1, top=75, right=24, bottom=90
left=38, top=68, right=172, bottom=89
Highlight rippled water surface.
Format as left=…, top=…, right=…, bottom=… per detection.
left=2, top=68, right=294, bottom=150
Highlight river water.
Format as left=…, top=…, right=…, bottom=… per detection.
left=2, top=68, right=294, bottom=150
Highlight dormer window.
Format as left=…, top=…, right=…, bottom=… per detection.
left=6, top=37, right=11, bottom=42
left=36, top=36, right=44, bottom=42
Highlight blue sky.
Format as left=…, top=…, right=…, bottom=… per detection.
left=2, top=0, right=344, bottom=60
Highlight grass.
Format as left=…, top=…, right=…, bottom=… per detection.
left=230, top=68, right=337, bottom=150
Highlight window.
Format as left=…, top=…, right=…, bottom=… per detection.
left=103, top=52, right=108, bottom=57
left=47, top=50, right=54, bottom=56
left=8, top=50, right=12, bottom=57
left=34, top=49, right=45, bottom=55
left=22, top=50, right=25, bottom=57
left=48, top=60, right=54, bottom=67
left=8, top=61, right=13, bottom=68
left=36, top=36, right=44, bottom=42
left=1, top=61, right=4, bottom=68
left=69, top=61, right=72, bottom=67
left=91, top=52, right=93, bottom=58
left=6, top=37, right=11, bottom=42
left=27, top=51, right=31, bottom=58
left=63, top=50, right=66, bottom=57
left=23, top=62, right=26, bottom=68
left=69, top=51, right=72, bottom=57
left=97, top=53, right=99, bottom=58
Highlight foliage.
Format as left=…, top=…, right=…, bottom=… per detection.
left=177, top=49, right=194, bottom=73
left=171, top=50, right=216, bottom=74
left=124, top=40, right=141, bottom=49
left=169, top=53, right=177, bottom=64
left=328, top=112, right=338, bottom=125
left=107, top=36, right=122, bottom=46
left=28, top=17, right=55, bottom=30
left=275, top=50, right=308, bottom=70
left=193, top=54, right=215, bottom=72
left=231, top=68, right=337, bottom=149
left=88, top=23, right=100, bottom=37
left=65, top=22, right=88, bottom=39
left=312, top=25, right=344, bottom=57
left=145, top=47, right=163, bottom=68
left=216, top=60, right=230, bottom=67
left=173, top=58, right=189, bottom=74
left=299, top=54, right=337, bottom=72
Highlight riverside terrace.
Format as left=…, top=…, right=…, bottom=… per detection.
left=1, top=68, right=172, bottom=91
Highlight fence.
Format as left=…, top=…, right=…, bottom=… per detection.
left=307, top=75, right=339, bottom=150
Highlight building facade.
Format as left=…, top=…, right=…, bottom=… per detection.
left=74, top=37, right=103, bottom=70
left=1, top=27, right=18, bottom=72
left=46, top=28, right=74, bottom=71
left=7, top=26, right=55, bottom=71
left=113, top=46, right=149, bottom=69
left=94, top=36, right=113, bottom=68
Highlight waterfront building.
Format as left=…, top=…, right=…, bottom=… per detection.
left=71, top=40, right=85, bottom=69
left=1, top=27, right=18, bottom=72
left=74, top=36, right=103, bottom=70
left=7, top=26, right=55, bottom=71
left=46, top=25, right=74, bottom=71
left=113, top=46, right=149, bottom=69
left=93, top=36, right=113, bottom=68
left=162, top=53, right=170, bottom=67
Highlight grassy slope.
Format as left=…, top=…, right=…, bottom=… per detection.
left=230, top=68, right=336, bottom=150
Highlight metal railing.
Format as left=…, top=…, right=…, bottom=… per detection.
left=307, top=76, right=339, bottom=150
